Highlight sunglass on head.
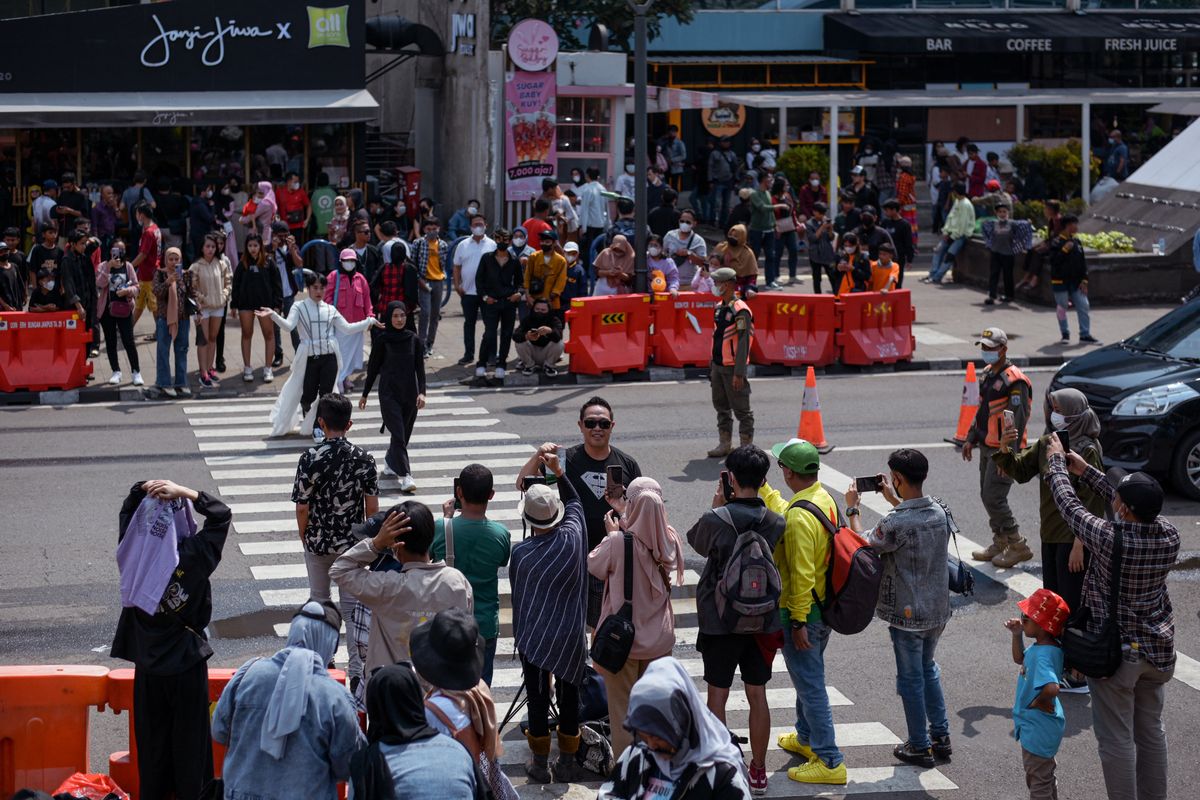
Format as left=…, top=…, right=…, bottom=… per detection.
left=583, top=419, right=612, bottom=430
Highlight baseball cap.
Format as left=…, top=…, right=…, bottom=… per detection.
left=1017, top=588, right=1070, bottom=638
left=538, top=228, right=558, bottom=241
left=519, top=483, right=566, bottom=529
left=270, top=220, right=290, bottom=236
left=976, top=327, right=1008, bottom=348
left=1106, top=468, right=1164, bottom=521
left=41, top=179, right=58, bottom=190
left=710, top=267, right=737, bottom=284
left=0, top=241, right=9, bottom=252
left=986, top=179, right=1001, bottom=191
left=563, top=241, right=580, bottom=254
left=850, top=165, right=865, bottom=176
left=770, top=438, right=821, bottom=475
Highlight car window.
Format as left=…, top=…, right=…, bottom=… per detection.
left=1126, top=302, right=1200, bottom=360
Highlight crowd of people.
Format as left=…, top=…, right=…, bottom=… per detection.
left=101, top=369, right=1179, bottom=799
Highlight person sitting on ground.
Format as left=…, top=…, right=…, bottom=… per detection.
left=349, top=664, right=483, bottom=800
left=598, top=657, right=752, bottom=800
left=511, top=297, right=564, bottom=376
left=213, top=601, right=362, bottom=800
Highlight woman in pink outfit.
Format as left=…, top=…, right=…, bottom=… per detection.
left=325, top=247, right=374, bottom=391
left=240, top=181, right=278, bottom=241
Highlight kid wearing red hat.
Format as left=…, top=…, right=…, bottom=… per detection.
left=1005, top=588, right=1070, bottom=799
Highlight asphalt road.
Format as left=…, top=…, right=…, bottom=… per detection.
left=2, top=370, right=1198, bottom=799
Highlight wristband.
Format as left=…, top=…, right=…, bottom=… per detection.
left=846, top=506, right=861, bottom=517
left=790, top=620, right=806, bottom=631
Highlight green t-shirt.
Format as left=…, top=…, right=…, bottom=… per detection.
left=311, top=186, right=338, bottom=234
left=432, top=516, right=512, bottom=640
left=749, top=189, right=776, bottom=233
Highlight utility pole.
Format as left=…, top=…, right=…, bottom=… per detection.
left=629, top=0, right=654, bottom=293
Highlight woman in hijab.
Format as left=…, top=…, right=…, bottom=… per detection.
left=994, top=387, right=1104, bottom=690
left=349, top=665, right=480, bottom=800
left=242, top=180, right=279, bottom=240
left=714, top=224, right=759, bottom=297
left=359, top=302, right=426, bottom=492
left=327, top=247, right=374, bottom=392
left=589, top=477, right=685, bottom=756
left=328, top=195, right=351, bottom=245
left=593, top=234, right=635, bottom=296
left=213, top=601, right=362, bottom=800
left=599, top=657, right=751, bottom=800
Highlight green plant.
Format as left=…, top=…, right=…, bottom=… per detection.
left=1006, top=140, right=1101, bottom=201
left=1032, top=228, right=1137, bottom=253
left=1013, top=198, right=1087, bottom=229
left=777, top=146, right=830, bottom=192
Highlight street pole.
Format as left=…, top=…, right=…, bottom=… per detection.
left=630, top=0, right=654, bottom=293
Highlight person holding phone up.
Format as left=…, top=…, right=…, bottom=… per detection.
left=962, top=328, right=1033, bottom=568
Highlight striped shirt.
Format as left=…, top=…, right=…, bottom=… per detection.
left=271, top=297, right=364, bottom=357
left=509, top=479, right=588, bottom=686
left=1047, top=454, right=1179, bottom=671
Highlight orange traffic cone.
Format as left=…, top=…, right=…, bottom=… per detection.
left=944, top=362, right=980, bottom=446
left=797, top=366, right=834, bottom=454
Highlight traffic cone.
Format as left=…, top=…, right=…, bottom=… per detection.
left=944, top=362, right=980, bottom=446
left=797, top=366, right=834, bottom=454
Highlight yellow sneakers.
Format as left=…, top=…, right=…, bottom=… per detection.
left=777, top=732, right=817, bottom=763
left=787, top=759, right=848, bottom=785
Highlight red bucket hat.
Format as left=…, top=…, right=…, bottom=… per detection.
left=1018, top=588, right=1071, bottom=638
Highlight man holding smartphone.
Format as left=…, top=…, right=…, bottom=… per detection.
left=961, top=328, right=1033, bottom=567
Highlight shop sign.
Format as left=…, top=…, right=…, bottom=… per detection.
left=452, top=13, right=477, bottom=56
left=508, top=19, right=559, bottom=71
left=505, top=71, right=557, bottom=202
left=702, top=103, right=746, bottom=137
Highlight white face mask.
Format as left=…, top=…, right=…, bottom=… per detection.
left=625, top=164, right=635, bottom=174
left=566, top=253, right=578, bottom=263
left=290, top=182, right=299, bottom=190
left=648, top=246, right=661, bottom=257
left=810, top=179, right=820, bottom=188
left=678, top=222, right=692, bottom=233
left=43, top=280, right=55, bottom=290
left=467, top=206, right=479, bottom=216
left=340, top=260, right=356, bottom=272
left=844, top=248, right=856, bottom=257
left=512, top=237, right=526, bottom=248
left=751, top=144, right=761, bottom=153
left=471, top=225, right=486, bottom=236
left=710, top=284, right=724, bottom=297
left=1050, top=411, right=1067, bottom=429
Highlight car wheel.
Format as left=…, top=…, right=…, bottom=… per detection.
left=1170, top=428, right=1200, bottom=501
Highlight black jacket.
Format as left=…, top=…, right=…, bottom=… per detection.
left=879, top=216, right=915, bottom=265
left=231, top=260, right=283, bottom=311
left=354, top=244, right=384, bottom=284
left=476, top=252, right=522, bottom=302
left=512, top=308, right=563, bottom=347
left=850, top=224, right=895, bottom=261
left=110, top=484, right=231, bottom=675
left=363, top=329, right=426, bottom=401
left=1048, top=235, right=1089, bottom=291
left=839, top=253, right=873, bottom=293
left=60, top=248, right=97, bottom=308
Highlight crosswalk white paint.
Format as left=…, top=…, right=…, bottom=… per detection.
left=186, top=406, right=489, bottom=426
left=213, top=457, right=533, bottom=481
left=190, top=417, right=501, bottom=438
left=198, top=430, right=521, bottom=453
left=219, top=474, right=520, bottom=496
left=228, top=490, right=524, bottom=516
left=181, top=392, right=475, bottom=412
left=204, top=444, right=535, bottom=468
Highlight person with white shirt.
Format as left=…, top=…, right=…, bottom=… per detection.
left=577, top=167, right=610, bottom=273
left=663, top=209, right=708, bottom=287
left=451, top=217, right=497, bottom=366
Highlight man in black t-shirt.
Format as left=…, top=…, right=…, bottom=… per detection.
left=55, top=172, right=90, bottom=237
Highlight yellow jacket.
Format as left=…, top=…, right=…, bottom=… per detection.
left=761, top=480, right=838, bottom=625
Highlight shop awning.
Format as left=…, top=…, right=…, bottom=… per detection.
left=825, top=11, right=1200, bottom=54
left=647, top=87, right=721, bottom=113
left=0, top=89, right=379, bottom=128
left=720, top=87, right=1200, bottom=109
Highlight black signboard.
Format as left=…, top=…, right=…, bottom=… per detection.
left=825, top=11, right=1200, bottom=55
left=0, top=0, right=365, bottom=93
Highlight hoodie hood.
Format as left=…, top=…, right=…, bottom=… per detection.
left=726, top=224, right=748, bottom=247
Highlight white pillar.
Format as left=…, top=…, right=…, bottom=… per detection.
left=1015, top=104, right=1025, bottom=142
left=829, top=103, right=839, bottom=202
left=778, top=105, right=788, bottom=154
left=1081, top=101, right=1091, bottom=205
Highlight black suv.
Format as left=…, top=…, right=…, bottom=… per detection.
left=1050, top=300, right=1200, bottom=500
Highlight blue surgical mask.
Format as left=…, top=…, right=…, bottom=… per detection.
left=980, top=350, right=999, bottom=364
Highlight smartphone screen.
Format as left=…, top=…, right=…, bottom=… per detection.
left=606, top=464, right=624, bottom=496
left=453, top=477, right=462, bottom=511
left=719, top=470, right=734, bottom=503
left=1056, top=430, right=1070, bottom=452
left=1003, top=410, right=1016, bottom=430
left=855, top=475, right=883, bottom=493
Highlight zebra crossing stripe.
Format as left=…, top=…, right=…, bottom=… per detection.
left=219, top=473, right=519, bottom=496
left=198, top=431, right=521, bottom=453
left=186, top=406, right=489, bottom=425
left=205, top=444, right=535, bottom=468
left=230, top=490, right=524, bottom=516
left=213, top=457, right=533, bottom=481
left=189, top=417, right=501, bottom=438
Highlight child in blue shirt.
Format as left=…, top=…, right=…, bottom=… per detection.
left=1005, top=588, right=1070, bottom=800
left=560, top=241, right=587, bottom=311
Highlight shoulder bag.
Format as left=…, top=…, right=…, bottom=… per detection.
left=1061, top=528, right=1124, bottom=678
left=589, top=532, right=635, bottom=673
left=933, top=497, right=974, bottom=596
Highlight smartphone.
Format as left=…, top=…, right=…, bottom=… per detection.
left=855, top=475, right=883, bottom=493
left=522, top=474, right=549, bottom=492
left=719, top=470, right=734, bottom=503
left=1056, top=430, right=1070, bottom=452
left=1003, top=410, right=1016, bottom=430
left=606, top=464, right=625, bottom=497
left=452, top=477, right=462, bottom=511
left=555, top=446, right=566, bottom=468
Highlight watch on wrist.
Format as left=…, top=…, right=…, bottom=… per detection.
left=846, top=506, right=861, bottom=517
left=790, top=619, right=806, bottom=631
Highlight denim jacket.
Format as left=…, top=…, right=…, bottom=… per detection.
left=863, top=496, right=952, bottom=631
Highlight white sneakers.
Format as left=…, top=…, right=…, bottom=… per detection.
left=243, top=367, right=254, bottom=382
left=495, top=367, right=506, bottom=380
left=263, top=367, right=274, bottom=383
left=108, top=371, right=122, bottom=385
left=131, top=371, right=144, bottom=386
left=398, top=475, right=417, bottom=493
left=380, top=465, right=397, bottom=478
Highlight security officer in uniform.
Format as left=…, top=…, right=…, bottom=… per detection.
left=707, top=267, right=754, bottom=458
left=962, top=327, right=1034, bottom=566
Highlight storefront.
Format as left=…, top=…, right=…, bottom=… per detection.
left=0, top=0, right=377, bottom=219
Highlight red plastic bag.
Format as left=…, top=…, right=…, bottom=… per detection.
left=53, top=773, right=130, bottom=800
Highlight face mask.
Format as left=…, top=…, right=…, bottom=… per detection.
left=648, top=246, right=661, bottom=257
left=678, top=222, right=692, bottom=233
left=1108, top=138, right=1115, bottom=145
left=467, top=205, right=479, bottom=215
left=1050, top=411, right=1067, bottom=429
left=863, top=220, right=874, bottom=229
left=541, top=245, right=553, bottom=253
left=471, top=225, right=486, bottom=236
left=980, top=349, right=999, bottom=364
left=426, top=230, right=438, bottom=240
left=43, top=281, right=55, bottom=290
left=0, top=254, right=7, bottom=263
left=710, top=284, right=724, bottom=297
left=341, top=260, right=355, bottom=272
left=512, top=237, right=526, bottom=248
left=625, top=164, right=635, bottom=174
left=290, top=182, right=299, bottom=190
left=572, top=173, right=583, bottom=185
left=810, top=179, right=820, bottom=188
left=726, top=237, right=738, bottom=247
left=751, top=144, right=761, bottom=153
left=566, top=253, right=578, bottom=263
left=845, top=248, right=856, bottom=257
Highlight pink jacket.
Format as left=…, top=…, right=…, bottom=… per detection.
left=324, top=270, right=373, bottom=323
left=588, top=532, right=676, bottom=660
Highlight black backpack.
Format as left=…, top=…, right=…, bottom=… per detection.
left=712, top=506, right=782, bottom=634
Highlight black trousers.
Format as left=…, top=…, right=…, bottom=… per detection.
left=810, top=262, right=838, bottom=294
left=380, top=391, right=419, bottom=475
left=896, top=258, right=907, bottom=289
left=301, top=353, right=338, bottom=416
left=1041, top=541, right=1087, bottom=617
left=989, top=252, right=1015, bottom=299
left=100, top=310, right=140, bottom=372
left=274, top=294, right=300, bottom=359
left=460, top=294, right=482, bottom=361
left=521, top=658, right=579, bottom=738
left=133, top=661, right=213, bottom=800
left=478, top=300, right=517, bottom=368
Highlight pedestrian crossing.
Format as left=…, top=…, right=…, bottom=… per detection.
left=182, top=391, right=958, bottom=798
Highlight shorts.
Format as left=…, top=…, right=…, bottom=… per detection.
left=135, top=281, right=157, bottom=314
left=199, top=307, right=225, bottom=319
left=697, top=631, right=772, bottom=689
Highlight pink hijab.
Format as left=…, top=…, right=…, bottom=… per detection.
left=256, top=180, right=278, bottom=214
left=623, top=477, right=685, bottom=596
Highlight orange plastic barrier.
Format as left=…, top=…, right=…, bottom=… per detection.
left=0, top=311, right=93, bottom=392
left=564, top=294, right=652, bottom=375
left=836, top=290, right=916, bottom=366
left=744, top=293, right=838, bottom=367
left=649, top=292, right=718, bottom=368
left=0, top=665, right=109, bottom=797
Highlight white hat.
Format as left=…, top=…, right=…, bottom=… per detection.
left=563, top=241, right=580, bottom=254
left=518, top=483, right=566, bottom=529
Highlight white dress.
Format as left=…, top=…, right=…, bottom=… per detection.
left=267, top=298, right=375, bottom=437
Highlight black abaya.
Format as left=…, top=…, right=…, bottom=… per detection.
left=362, top=304, right=426, bottom=475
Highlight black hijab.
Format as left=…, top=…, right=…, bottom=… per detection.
left=349, top=665, right=439, bottom=800
left=378, top=300, right=414, bottom=346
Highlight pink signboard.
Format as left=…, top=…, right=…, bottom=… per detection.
left=505, top=70, right=557, bottom=202
left=508, top=19, right=559, bottom=71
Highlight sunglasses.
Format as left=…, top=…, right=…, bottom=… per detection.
left=583, top=419, right=612, bottom=430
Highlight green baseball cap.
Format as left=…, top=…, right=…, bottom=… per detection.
left=771, top=438, right=821, bottom=475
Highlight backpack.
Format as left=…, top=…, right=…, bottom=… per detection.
left=789, top=500, right=882, bottom=635
left=712, top=506, right=783, bottom=634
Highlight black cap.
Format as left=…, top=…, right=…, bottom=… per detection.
left=1106, top=468, right=1164, bottom=522
left=270, top=220, right=290, bottom=236
left=538, top=228, right=558, bottom=241
left=410, top=608, right=484, bottom=691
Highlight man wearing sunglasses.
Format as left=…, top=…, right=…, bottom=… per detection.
left=515, top=396, right=641, bottom=627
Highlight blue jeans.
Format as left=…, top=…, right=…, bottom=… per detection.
left=1053, top=286, right=1091, bottom=338
left=928, top=236, right=967, bottom=282
left=482, top=637, right=498, bottom=687
left=781, top=620, right=843, bottom=768
left=155, top=315, right=190, bottom=388
left=889, top=626, right=950, bottom=750
left=715, top=182, right=734, bottom=228
left=694, top=187, right=716, bottom=224
left=770, top=231, right=800, bottom=281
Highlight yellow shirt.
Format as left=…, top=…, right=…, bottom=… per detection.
left=760, top=480, right=837, bottom=624
left=426, top=246, right=444, bottom=281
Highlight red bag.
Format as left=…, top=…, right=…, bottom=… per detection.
left=53, top=773, right=130, bottom=800
left=789, top=500, right=883, bottom=635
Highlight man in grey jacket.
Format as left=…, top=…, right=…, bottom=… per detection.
left=805, top=202, right=838, bottom=294
left=844, top=448, right=953, bottom=770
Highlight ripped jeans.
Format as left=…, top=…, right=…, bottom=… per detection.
left=1052, top=286, right=1091, bottom=338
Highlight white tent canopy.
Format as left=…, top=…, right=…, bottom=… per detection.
left=1126, top=116, right=1200, bottom=192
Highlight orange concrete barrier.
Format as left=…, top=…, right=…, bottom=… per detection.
left=0, top=311, right=93, bottom=392
left=650, top=292, right=717, bottom=368
left=0, top=665, right=109, bottom=797
left=564, top=294, right=652, bottom=375
left=835, top=290, right=916, bottom=366
left=744, top=293, right=838, bottom=367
